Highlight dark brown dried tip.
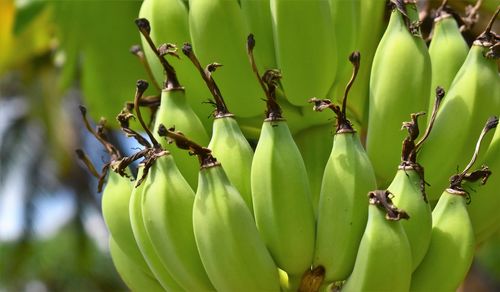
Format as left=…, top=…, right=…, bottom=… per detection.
left=298, top=266, right=325, bottom=292
left=136, top=79, right=149, bottom=93
left=247, top=33, right=256, bottom=52
left=368, top=190, right=409, bottom=221
left=135, top=18, right=151, bottom=35
left=349, top=51, right=360, bottom=63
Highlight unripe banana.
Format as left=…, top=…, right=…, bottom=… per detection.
left=389, top=165, right=432, bottom=272
left=427, top=6, right=469, bottom=121
left=194, top=161, right=281, bottom=292
left=155, top=126, right=281, bottom=291
left=101, top=170, right=154, bottom=277
left=188, top=0, right=263, bottom=117
left=138, top=0, right=213, bottom=126
left=182, top=44, right=254, bottom=213
left=410, top=188, right=475, bottom=292
left=418, top=10, right=500, bottom=201
left=152, top=87, right=209, bottom=189
left=341, top=190, right=411, bottom=292
left=252, top=118, right=316, bottom=276
left=270, top=0, right=337, bottom=107
left=208, top=116, right=254, bottom=213
left=388, top=90, right=445, bottom=271
left=328, top=0, right=359, bottom=108
left=135, top=19, right=210, bottom=190
left=312, top=52, right=377, bottom=283
left=129, top=165, right=184, bottom=291
left=240, top=0, right=276, bottom=71
left=108, top=236, right=164, bottom=292
left=138, top=0, right=188, bottom=87
left=248, top=56, right=315, bottom=276
left=411, top=117, right=498, bottom=292
left=346, top=0, right=387, bottom=130
left=141, top=153, right=215, bottom=291
left=76, top=106, right=156, bottom=278
left=366, top=0, right=432, bottom=186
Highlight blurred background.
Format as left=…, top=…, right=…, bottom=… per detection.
left=0, top=0, right=499, bottom=291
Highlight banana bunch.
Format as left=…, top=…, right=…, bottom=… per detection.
left=74, top=0, right=500, bottom=291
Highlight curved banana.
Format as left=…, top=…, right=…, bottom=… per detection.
left=328, top=0, right=359, bottom=108
left=388, top=90, right=444, bottom=271
left=141, top=153, right=215, bottom=291
left=129, top=164, right=184, bottom=291
left=101, top=170, right=154, bottom=276
left=366, top=0, right=431, bottom=187
left=188, top=0, right=263, bottom=117
left=249, top=53, right=315, bottom=276
left=157, top=127, right=281, bottom=292
left=270, top=0, right=337, bottom=107
left=427, top=5, right=469, bottom=120
left=411, top=117, right=498, bottom=292
left=76, top=106, right=155, bottom=278
left=152, top=87, right=209, bottom=189
left=138, top=0, right=212, bottom=124
left=312, top=52, right=377, bottom=283
left=418, top=9, right=500, bottom=201
left=182, top=44, right=254, bottom=213
left=108, top=236, right=165, bottom=292
left=240, top=0, right=276, bottom=71
left=341, top=190, right=411, bottom=292
left=194, top=161, right=281, bottom=292
left=135, top=19, right=210, bottom=190
left=346, top=0, right=387, bottom=130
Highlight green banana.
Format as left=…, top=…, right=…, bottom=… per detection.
left=311, top=52, right=377, bottom=283
left=108, top=236, right=165, bottom=292
left=248, top=46, right=315, bottom=277
left=158, top=127, right=281, bottom=292
left=270, top=0, right=337, bottom=107
left=417, top=9, right=500, bottom=201
left=76, top=106, right=155, bottom=278
left=182, top=43, right=254, bottom=213
left=388, top=157, right=432, bottom=272
left=194, top=162, right=281, bottom=292
left=101, top=170, right=155, bottom=276
left=328, top=0, right=359, bottom=108
left=427, top=5, right=469, bottom=121
left=129, top=165, right=184, bottom=291
left=188, top=0, right=263, bottom=117
left=126, top=81, right=185, bottom=291
left=411, top=117, right=498, bottom=292
left=366, top=0, right=431, bottom=187
left=387, top=90, right=444, bottom=271
left=345, top=0, right=387, bottom=130
left=387, top=109, right=438, bottom=271
left=141, top=152, right=215, bottom=291
left=240, top=0, right=276, bottom=71
left=135, top=18, right=210, bottom=190
left=341, top=190, right=411, bottom=292
left=138, top=0, right=213, bottom=129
